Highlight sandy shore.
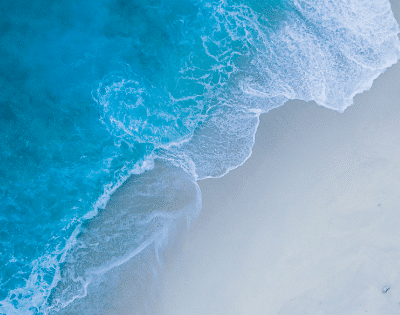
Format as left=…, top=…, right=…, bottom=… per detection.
left=160, top=40, right=400, bottom=315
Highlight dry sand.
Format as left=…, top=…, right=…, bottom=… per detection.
left=159, top=41, right=400, bottom=315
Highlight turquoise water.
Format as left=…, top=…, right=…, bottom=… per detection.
left=0, top=0, right=399, bottom=314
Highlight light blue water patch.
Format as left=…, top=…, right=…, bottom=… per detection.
left=0, top=0, right=399, bottom=313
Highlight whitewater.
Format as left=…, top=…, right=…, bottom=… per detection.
left=0, top=0, right=399, bottom=314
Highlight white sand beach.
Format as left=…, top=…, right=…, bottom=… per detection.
left=158, top=11, right=400, bottom=315
left=160, top=65, right=400, bottom=315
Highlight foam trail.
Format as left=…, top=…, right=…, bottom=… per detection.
left=46, top=160, right=201, bottom=314
left=0, top=158, right=153, bottom=315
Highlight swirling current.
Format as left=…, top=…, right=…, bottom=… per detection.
left=0, top=0, right=399, bottom=314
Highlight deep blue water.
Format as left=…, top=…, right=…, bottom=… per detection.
left=0, top=0, right=399, bottom=314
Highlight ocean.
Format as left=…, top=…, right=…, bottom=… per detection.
left=0, top=0, right=399, bottom=314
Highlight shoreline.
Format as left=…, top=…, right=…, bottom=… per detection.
left=159, top=58, right=400, bottom=314
left=60, top=2, right=400, bottom=314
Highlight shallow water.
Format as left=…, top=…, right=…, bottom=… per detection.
left=0, top=0, right=399, bottom=313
